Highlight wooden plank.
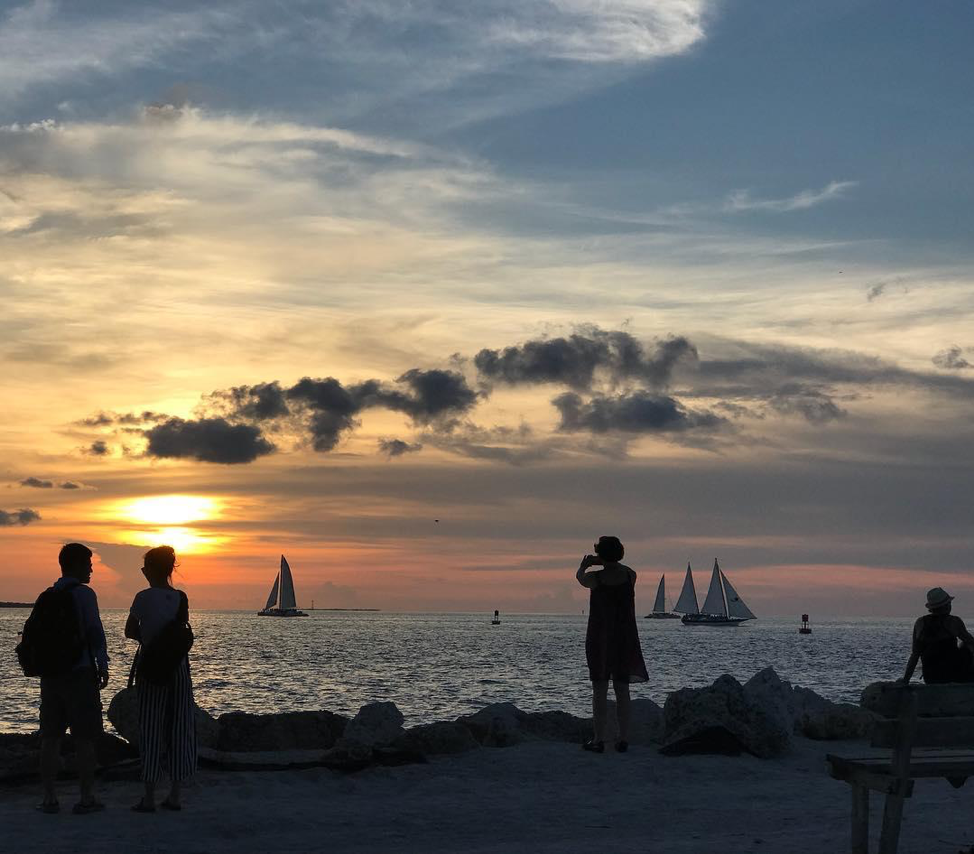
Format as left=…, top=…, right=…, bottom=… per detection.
left=851, top=784, right=869, bottom=854
left=872, top=716, right=974, bottom=748
left=828, top=753, right=974, bottom=778
left=861, top=682, right=974, bottom=717
left=878, top=689, right=917, bottom=854
left=828, top=763, right=914, bottom=796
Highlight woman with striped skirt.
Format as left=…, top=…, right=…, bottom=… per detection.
left=124, top=546, right=197, bottom=812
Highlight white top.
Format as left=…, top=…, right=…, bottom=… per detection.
left=130, top=587, right=183, bottom=646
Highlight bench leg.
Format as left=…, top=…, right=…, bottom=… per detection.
left=878, top=793, right=905, bottom=854
left=851, top=783, right=869, bottom=854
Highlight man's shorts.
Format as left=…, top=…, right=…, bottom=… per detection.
left=39, top=669, right=103, bottom=739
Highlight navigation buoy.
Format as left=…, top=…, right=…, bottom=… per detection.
left=491, top=609, right=501, bottom=625
left=799, top=613, right=812, bottom=634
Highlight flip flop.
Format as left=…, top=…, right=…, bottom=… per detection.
left=582, top=739, right=605, bottom=753
left=131, top=800, right=156, bottom=813
left=72, top=800, right=105, bottom=815
left=160, top=800, right=182, bottom=812
left=35, top=801, right=60, bottom=814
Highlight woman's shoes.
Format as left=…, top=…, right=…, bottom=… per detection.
left=35, top=800, right=59, bottom=814
left=131, top=799, right=156, bottom=813
left=615, top=740, right=629, bottom=753
left=582, top=739, right=605, bottom=753
left=160, top=799, right=182, bottom=811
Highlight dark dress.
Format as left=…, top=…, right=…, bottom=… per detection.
left=585, top=574, right=649, bottom=684
left=916, top=614, right=974, bottom=684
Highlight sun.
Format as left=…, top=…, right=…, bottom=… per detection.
left=121, top=495, right=218, bottom=526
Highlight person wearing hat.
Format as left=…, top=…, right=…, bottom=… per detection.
left=901, top=587, right=974, bottom=684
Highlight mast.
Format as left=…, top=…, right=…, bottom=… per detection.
left=673, top=564, right=699, bottom=614
left=652, top=575, right=666, bottom=613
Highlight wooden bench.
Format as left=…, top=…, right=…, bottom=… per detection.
left=826, top=682, right=974, bottom=854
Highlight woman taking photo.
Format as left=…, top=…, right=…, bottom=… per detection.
left=576, top=536, right=648, bottom=753
left=125, top=546, right=197, bottom=812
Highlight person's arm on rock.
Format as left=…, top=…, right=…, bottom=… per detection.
left=900, top=618, right=923, bottom=683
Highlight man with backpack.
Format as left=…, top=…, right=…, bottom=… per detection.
left=21, top=543, right=110, bottom=814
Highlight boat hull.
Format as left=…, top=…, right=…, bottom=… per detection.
left=680, top=614, right=750, bottom=626
left=257, top=609, right=308, bottom=617
left=644, top=612, right=681, bottom=619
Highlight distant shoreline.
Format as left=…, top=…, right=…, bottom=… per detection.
left=309, top=608, right=380, bottom=612
left=0, top=602, right=32, bottom=609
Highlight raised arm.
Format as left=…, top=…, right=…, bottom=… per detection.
left=576, top=555, right=601, bottom=589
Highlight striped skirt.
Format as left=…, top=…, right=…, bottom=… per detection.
left=137, top=657, right=197, bottom=783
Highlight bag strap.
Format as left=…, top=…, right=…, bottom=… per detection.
left=127, top=647, right=141, bottom=690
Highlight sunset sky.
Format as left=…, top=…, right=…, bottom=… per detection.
left=2, top=0, right=973, bottom=615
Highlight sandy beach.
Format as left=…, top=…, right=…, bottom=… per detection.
left=3, top=737, right=972, bottom=854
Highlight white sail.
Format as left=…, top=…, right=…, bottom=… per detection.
left=721, top=569, right=756, bottom=620
left=279, top=555, right=297, bottom=611
left=652, top=575, right=666, bottom=613
left=701, top=560, right=727, bottom=616
left=264, top=574, right=280, bottom=611
left=673, top=564, right=699, bottom=614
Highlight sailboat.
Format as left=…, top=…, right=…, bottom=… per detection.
left=644, top=574, right=680, bottom=619
left=257, top=555, right=309, bottom=617
left=674, top=559, right=755, bottom=626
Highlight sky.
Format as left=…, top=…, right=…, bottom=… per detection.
left=1, top=0, right=973, bottom=615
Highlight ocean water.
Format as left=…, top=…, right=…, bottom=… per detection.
left=0, top=610, right=913, bottom=733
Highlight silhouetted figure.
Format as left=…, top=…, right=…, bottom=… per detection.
left=33, top=543, right=109, bottom=814
left=576, top=536, right=648, bottom=753
left=902, top=587, right=974, bottom=684
left=125, top=546, right=197, bottom=812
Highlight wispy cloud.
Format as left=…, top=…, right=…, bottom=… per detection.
left=725, top=180, right=858, bottom=213
left=0, top=0, right=237, bottom=105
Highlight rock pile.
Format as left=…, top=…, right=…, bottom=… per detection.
left=660, top=667, right=879, bottom=758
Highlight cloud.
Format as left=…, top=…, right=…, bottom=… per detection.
left=482, top=0, right=711, bottom=63
left=932, top=346, right=971, bottom=370
left=144, top=417, right=276, bottom=464
left=766, top=385, right=846, bottom=424
left=378, top=438, right=423, bottom=458
left=279, top=370, right=480, bottom=451
left=380, top=368, right=480, bottom=423
left=207, top=382, right=290, bottom=422
left=866, top=282, right=887, bottom=302
left=0, top=507, right=41, bottom=525
left=79, top=411, right=168, bottom=427
left=475, top=331, right=697, bottom=391
left=725, top=181, right=857, bottom=214
left=20, top=476, right=53, bottom=488
left=86, top=440, right=110, bottom=456
left=553, top=391, right=725, bottom=434
left=0, top=1, right=237, bottom=104
left=59, top=481, right=82, bottom=489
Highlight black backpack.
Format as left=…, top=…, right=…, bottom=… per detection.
left=16, top=587, right=86, bottom=677
left=136, top=591, right=194, bottom=686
